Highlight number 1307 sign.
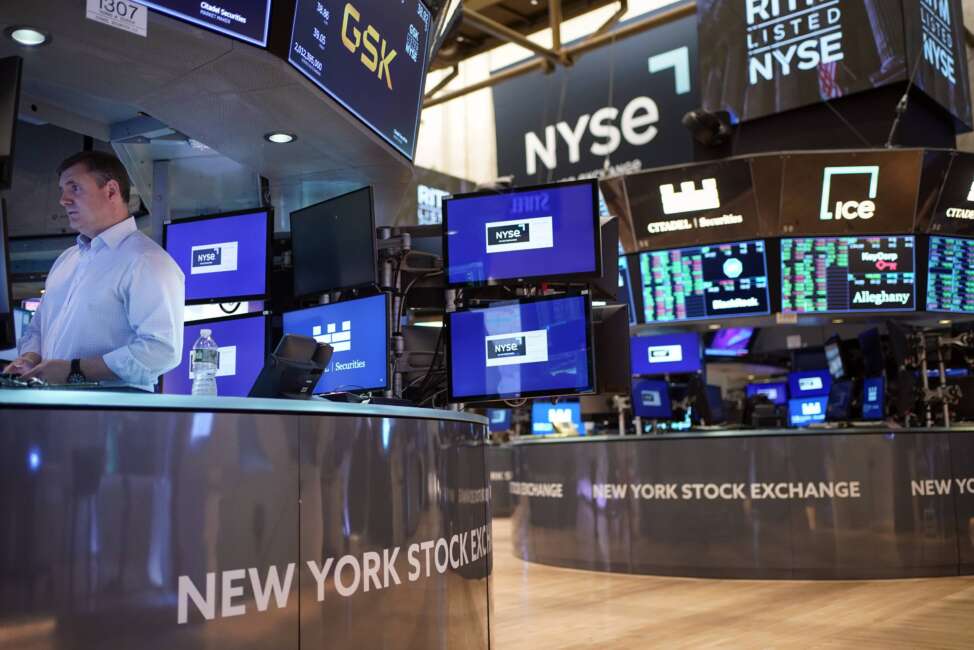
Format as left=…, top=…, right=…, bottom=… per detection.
left=86, top=0, right=148, bottom=37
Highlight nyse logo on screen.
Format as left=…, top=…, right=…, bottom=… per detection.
left=485, top=330, right=549, bottom=367
left=647, top=344, right=683, bottom=364
left=798, top=377, right=823, bottom=392
left=745, top=0, right=844, bottom=85
left=190, top=242, right=239, bottom=275
left=920, top=0, right=956, bottom=84
left=819, top=166, right=879, bottom=220
left=485, top=217, right=554, bottom=253
left=341, top=2, right=397, bottom=90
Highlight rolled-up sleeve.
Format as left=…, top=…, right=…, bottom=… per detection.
left=17, top=298, right=43, bottom=357
left=102, top=252, right=185, bottom=387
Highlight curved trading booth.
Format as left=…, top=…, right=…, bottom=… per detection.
left=508, top=429, right=974, bottom=579
left=0, top=392, right=491, bottom=649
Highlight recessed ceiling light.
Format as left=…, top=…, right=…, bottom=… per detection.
left=708, top=324, right=721, bottom=330
left=6, top=26, right=49, bottom=47
left=939, top=319, right=952, bottom=325
left=264, top=132, right=296, bottom=144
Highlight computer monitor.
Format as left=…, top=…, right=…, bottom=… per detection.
left=282, top=293, right=389, bottom=394
left=618, top=252, right=637, bottom=326
left=746, top=381, right=787, bottom=405
left=632, top=378, right=672, bottom=419
left=248, top=335, right=334, bottom=400
left=290, top=186, right=378, bottom=297
left=164, top=208, right=271, bottom=304
left=927, top=235, right=974, bottom=314
left=162, top=313, right=268, bottom=397
left=861, top=376, right=885, bottom=420
left=531, top=400, right=583, bottom=435
left=590, top=217, right=619, bottom=300
left=487, top=408, right=512, bottom=432
left=443, top=179, right=601, bottom=287
left=788, top=396, right=828, bottom=427
left=699, top=384, right=726, bottom=425
left=781, top=236, right=916, bottom=313
left=447, top=293, right=595, bottom=402
left=826, top=380, right=854, bottom=421
left=706, top=327, right=755, bottom=358
left=0, top=57, right=22, bottom=191
left=592, top=304, right=631, bottom=394
left=788, top=370, right=832, bottom=398
left=635, top=240, right=771, bottom=322
left=630, top=332, right=702, bottom=376
left=824, top=335, right=845, bottom=379
left=859, top=328, right=885, bottom=377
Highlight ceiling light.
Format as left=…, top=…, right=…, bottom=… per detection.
left=6, top=26, right=49, bottom=47
left=939, top=319, right=952, bottom=325
left=832, top=319, right=844, bottom=324
left=264, top=132, right=296, bottom=144
left=708, top=324, right=721, bottom=330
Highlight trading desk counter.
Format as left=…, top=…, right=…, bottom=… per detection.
left=0, top=391, right=491, bottom=649
left=507, top=428, right=974, bottom=579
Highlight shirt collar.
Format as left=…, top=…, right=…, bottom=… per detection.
left=77, top=217, right=137, bottom=251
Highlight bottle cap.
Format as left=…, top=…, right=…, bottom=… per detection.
left=200, top=329, right=212, bottom=337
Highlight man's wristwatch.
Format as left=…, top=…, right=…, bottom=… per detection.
left=67, top=359, right=87, bottom=384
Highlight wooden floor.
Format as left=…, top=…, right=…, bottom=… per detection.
left=490, top=518, right=974, bottom=649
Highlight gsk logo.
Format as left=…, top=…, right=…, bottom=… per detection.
left=341, top=3, right=397, bottom=91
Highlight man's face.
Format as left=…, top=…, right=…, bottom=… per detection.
left=58, top=163, right=119, bottom=238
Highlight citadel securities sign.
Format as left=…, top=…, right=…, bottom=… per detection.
left=493, top=8, right=698, bottom=185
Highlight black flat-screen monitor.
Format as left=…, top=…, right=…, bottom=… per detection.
left=927, top=235, right=974, bottom=314
left=0, top=57, right=21, bottom=191
left=634, top=239, right=770, bottom=322
left=290, top=187, right=377, bottom=297
left=444, top=180, right=601, bottom=287
left=781, top=236, right=916, bottom=314
left=826, top=380, right=854, bottom=421
left=140, top=1, right=272, bottom=46
left=0, top=199, right=14, bottom=349
left=592, top=304, right=630, bottom=394
left=859, top=328, right=884, bottom=377
left=163, top=208, right=271, bottom=304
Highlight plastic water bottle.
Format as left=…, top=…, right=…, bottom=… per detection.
left=190, top=329, right=219, bottom=397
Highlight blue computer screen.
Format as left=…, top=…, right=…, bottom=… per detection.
left=164, top=209, right=269, bottom=303
left=444, top=181, right=600, bottom=286
left=619, top=252, right=637, bottom=326
left=448, top=294, right=593, bottom=401
left=788, top=396, right=828, bottom=426
left=282, top=294, right=389, bottom=394
left=632, top=378, right=672, bottom=418
left=531, top=400, right=582, bottom=435
left=788, top=369, right=832, bottom=398
left=746, top=381, right=787, bottom=405
left=487, top=408, right=512, bottom=432
left=862, top=376, right=885, bottom=420
left=630, top=332, right=702, bottom=375
left=163, top=314, right=267, bottom=397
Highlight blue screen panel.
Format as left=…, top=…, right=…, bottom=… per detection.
left=632, top=378, right=672, bottom=418
left=282, top=294, right=388, bottom=394
left=163, top=314, right=266, bottom=397
left=862, top=376, right=885, bottom=420
left=487, top=408, right=512, bottom=432
left=746, top=381, right=787, bottom=405
left=445, top=181, right=599, bottom=286
left=448, top=294, right=593, bottom=401
left=531, top=400, right=582, bottom=435
left=788, top=370, right=832, bottom=398
left=164, top=210, right=269, bottom=303
left=630, top=332, right=702, bottom=375
left=788, top=396, right=828, bottom=427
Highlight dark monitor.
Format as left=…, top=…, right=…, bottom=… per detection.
left=706, top=327, right=755, bottom=358
left=531, top=399, right=583, bottom=435
left=700, top=384, right=726, bottom=425
left=926, top=235, right=974, bottom=314
left=792, top=346, right=828, bottom=371
left=632, top=378, right=672, bottom=419
left=630, top=332, right=702, bottom=375
left=862, top=376, right=885, bottom=420
left=487, top=408, right=511, bottom=432
left=592, top=304, right=630, bottom=394
left=859, top=328, right=885, bottom=377
left=0, top=57, right=22, bottom=191
left=826, top=380, right=854, bottom=421
left=164, top=208, right=271, bottom=304
left=0, top=199, right=13, bottom=349
left=290, top=187, right=378, bottom=297
left=746, top=381, right=787, bottom=405
left=618, top=251, right=637, bottom=325
left=443, top=179, right=601, bottom=287
left=447, top=293, right=595, bottom=402
left=788, top=396, right=828, bottom=427
left=590, top=217, right=619, bottom=300
left=248, top=335, right=334, bottom=400
left=162, top=313, right=268, bottom=397
left=788, top=369, right=831, bottom=398
left=282, top=293, right=389, bottom=394
left=824, top=335, right=845, bottom=379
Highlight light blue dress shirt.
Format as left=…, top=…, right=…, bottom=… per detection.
left=19, top=217, right=185, bottom=391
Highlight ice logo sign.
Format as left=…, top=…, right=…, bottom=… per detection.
left=313, top=320, right=352, bottom=352
left=485, top=330, right=549, bottom=367
left=820, top=166, right=879, bottom=221
left=484, top=217, right=554, bottom=253
left=190, top=242, right=239, bottom=275
left=659, top=178, right=720, bottom=215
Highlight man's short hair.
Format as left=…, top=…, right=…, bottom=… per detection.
left=56, top=151, right=132, bottom=204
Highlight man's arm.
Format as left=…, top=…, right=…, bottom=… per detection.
left=3, top=296, right=46, bottom=374
left=21, top=356, right=118, bottom=383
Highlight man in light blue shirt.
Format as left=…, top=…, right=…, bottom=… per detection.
left=3, top=151, right=184, bottom=391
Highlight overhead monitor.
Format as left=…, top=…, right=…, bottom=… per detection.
left=290, top=186, right=377, bottom=297
left=288, top=0, right=431, bottom=159
left=927, top=235, right=974, bottom=314
left=487, top=408, right=511, bottom=432
left=0, top=199, right=13, bottom=349
left=0, top=57, right=22, bottom=191
left=781, top=236, right=916, bottom=313
left=789, top=396, right=828, bottom=427
left=788, top=370, right=832, bottom=398
left=632, top=378, right=672, bottom=419
left=635, top=239, right=770, bottom=322
left=746, top=381, right=787, bottom=405
left=531, top=400, right=582, bottom=435
left=282, top=293, right=389, bottom=394
left=630, top=332, right=702, bottom=376
left=443, top=180, right=601, bottom=287
left=162, top=313, right=268, bottom=397
left=447, top=293, right=595, bottom=402
left=706, top=327, right=754, bottom=357
left=164, top=208, right=271, bottom=304
left=862, top=377, right=885, bottom=420
left=140, top=1, right=272, bottom=46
